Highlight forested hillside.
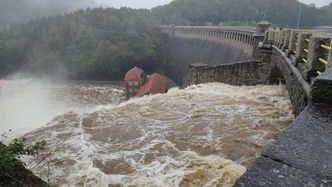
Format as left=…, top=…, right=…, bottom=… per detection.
left=152, top=0, right=330, bottom=27
left=1, top=0, right=332, bottom=80
left=322, top=2, right=332, bottom=19
left=0, top=8, right=161, bottom=79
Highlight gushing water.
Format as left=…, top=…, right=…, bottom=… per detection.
left=0, top=80, right=123, bottom=140
left=0, top=80, right=294, bottom=187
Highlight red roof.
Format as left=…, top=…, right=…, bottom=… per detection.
left=124, top=67, right=145, bottom=81
left=136, top=73, right=166, bottom=97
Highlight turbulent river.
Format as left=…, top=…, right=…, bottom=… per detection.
left=0, top=80, right=294, bottom=187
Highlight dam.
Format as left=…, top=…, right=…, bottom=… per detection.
left=161, top=22, right=332, bottom=186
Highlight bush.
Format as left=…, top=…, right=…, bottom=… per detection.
left=0, top=134, right=46, bottom=186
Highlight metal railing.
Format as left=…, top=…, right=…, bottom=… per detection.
left=161, top=25, right=256, bottom=46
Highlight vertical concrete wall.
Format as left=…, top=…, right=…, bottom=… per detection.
left=183, top=60, right=270, bottom=87
left=270, top=47, right=310, bottom=116
left=235, top=27, right=332, bottom=187
left=183, top=46, right=309, bottom=116
left=160, top=26, right=256, bottom=84
left=164, top=25, right=332, bottom=187
left=163, top=37, right=252, bottom=84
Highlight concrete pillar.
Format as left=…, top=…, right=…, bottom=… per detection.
left=288, top=30, right=298, bottom=57
left=328, top=43, right=332, bottom=68
left=307, top=36, right=331, bottom=79
left=252, top=34, right=266, bottom=57
left=274, top=30, right=279, bottom=46
left=268, top=30, right=273, bottom=43
left=278, top=30, right=285, bottom=48
left=267, top=29, right=274, bottom=41
left=282, top=30, right=291, bottom=51
left=274, top=30, right=278, bottom=45
left=274, top=30, right=278, bottom=42
left=256, top=21, right=270, bottom=34
left=295, top=32, right=312, bottom=66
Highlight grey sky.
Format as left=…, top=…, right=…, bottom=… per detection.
left=96, top=0, right=172, bottom=9
left=299, top=0, right=331, bottom=7
left=96, top=0, right=331, bottom=9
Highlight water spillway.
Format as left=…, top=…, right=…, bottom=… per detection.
left=1, top=80, right=294, bottom=186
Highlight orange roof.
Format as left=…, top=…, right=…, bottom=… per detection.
left=124, top=67, right=145, bottom=81
left=136, top=73, right=166, bottom=97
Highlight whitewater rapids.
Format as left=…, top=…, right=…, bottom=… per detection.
left=0, top=81, right=294, bottom=187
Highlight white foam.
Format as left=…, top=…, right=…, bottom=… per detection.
left=7, top=81, right=293, bottom=187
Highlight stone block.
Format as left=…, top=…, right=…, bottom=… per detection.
left=263, top=104, right=332, bottom=177
left=234, top=157, right=331, bottom=187
left=307, top=36, right=330, bottom=73
left=311, top=67, right=332, bottom=104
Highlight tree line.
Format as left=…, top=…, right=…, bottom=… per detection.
left=0, top=8, right=162, bottom=80
left=152, top=0, right=332, bottom=28
left=1, top=0, right=332, bottom=79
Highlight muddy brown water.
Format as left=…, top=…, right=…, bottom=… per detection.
left=1, top=80, right=294, bottom=187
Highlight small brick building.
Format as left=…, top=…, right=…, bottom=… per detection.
left=124, top=67, right=146, bottom=99
left=124, top=67, right=166, bottom=99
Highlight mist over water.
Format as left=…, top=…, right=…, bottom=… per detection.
left=0, top=79, right=124, bottom=140
left=0, top=79, right=65, bottom=138
left=4, top=82, right=294, bottom=187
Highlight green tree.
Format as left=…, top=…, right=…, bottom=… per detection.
left=0, top=137, right=46, bottom=186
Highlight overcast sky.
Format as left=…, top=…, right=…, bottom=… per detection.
left=96, top=0, right=331, bottom=9
left=299, top=0, right=331, bottom=7
left=96, top=0, right=172, bottom=9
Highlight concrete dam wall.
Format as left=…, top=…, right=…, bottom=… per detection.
left=183, top=46, right=309, bottom=116
left=161, top=26, right=257, bottom=84
left=163, top=37, right=252, bottom=84
left=162, top=25, right=332, bottom=186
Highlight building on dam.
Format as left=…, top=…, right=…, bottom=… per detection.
left=124, top=66, right=166, bottom=99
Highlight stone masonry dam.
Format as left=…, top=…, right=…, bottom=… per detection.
left=161, top=24, right=332, bottom=186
